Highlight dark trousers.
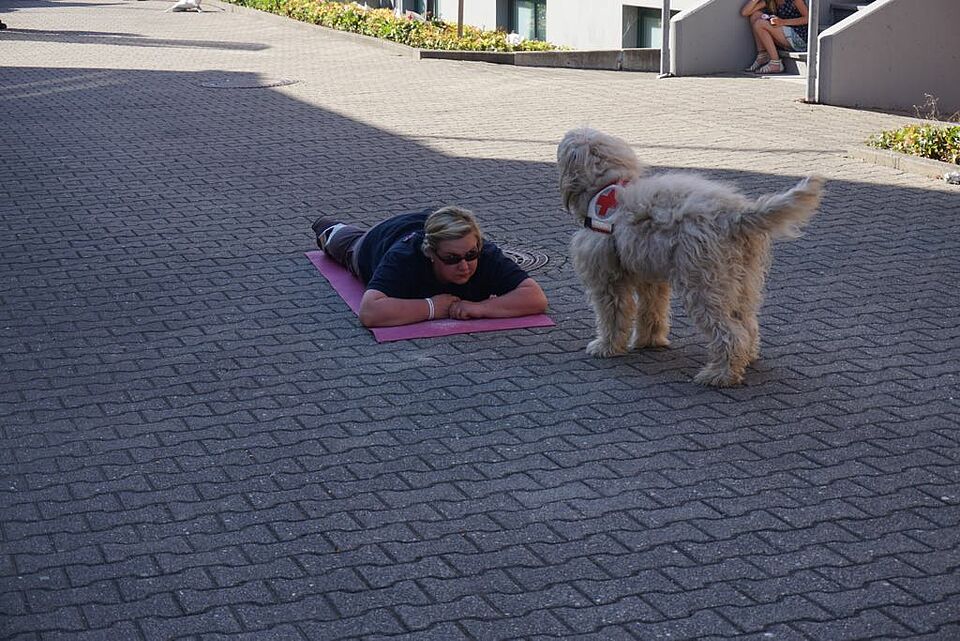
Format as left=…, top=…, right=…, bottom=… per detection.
left=320, top=223, right=366, bottom=280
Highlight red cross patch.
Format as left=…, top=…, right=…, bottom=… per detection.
left=585, top=182, right=625, bottom=234
left=594, top=187, right=619, bottom=220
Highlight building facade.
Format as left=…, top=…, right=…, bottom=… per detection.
left=350, top=0, right=958, bottom=115
left=359, top=0, right=704, bottom=50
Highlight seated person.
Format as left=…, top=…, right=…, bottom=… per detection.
left=312, top=206, right=548, bottom=328
left=741, top=0, right=809, bottom=74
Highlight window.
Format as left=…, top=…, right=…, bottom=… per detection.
left=623, top=6, right=679, bottom=48
left=510, top=0, right=547, bottom=41
left=403, top=0, right=436, bottom=16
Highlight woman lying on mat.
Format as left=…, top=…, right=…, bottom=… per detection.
left=312, top=206, right=548, bottom=328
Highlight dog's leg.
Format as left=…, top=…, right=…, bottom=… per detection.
left=585, top=280, right=635, bottom=358
left=684, top=284, right=750, bottom=387
left=735, top=237, right=772, bottom=362
left=632, top=281, right=671, bottom=349
left=572, top=234, right=634, bottom=358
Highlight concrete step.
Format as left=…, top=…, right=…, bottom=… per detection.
left=778, top=50, right=807, bottom=76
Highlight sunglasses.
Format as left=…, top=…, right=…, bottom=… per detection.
left=435, top=247, right=480, bottom=265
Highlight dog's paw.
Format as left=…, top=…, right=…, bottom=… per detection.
left=634, top=335, right=671, bottom=349
left=586, top=339, right=626, bottom=358
left=694, top=364, right=744, bottom=387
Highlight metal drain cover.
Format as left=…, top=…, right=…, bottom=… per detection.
left=200, top=76, right=298, bottom=89
left=502, top=246, right=551, bottom=271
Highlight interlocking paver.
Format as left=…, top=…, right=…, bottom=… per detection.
left=2, top=0, right=959, bottom=639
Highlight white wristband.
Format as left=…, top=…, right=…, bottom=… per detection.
left=425, top=297, right=435, bottom=320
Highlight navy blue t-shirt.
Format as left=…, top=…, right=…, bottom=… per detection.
left=357, top=210, right=530, bottom=301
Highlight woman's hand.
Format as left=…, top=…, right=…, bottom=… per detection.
left=431, top=294, right=461, bottom=319
left=358, top=280, right=546, bottom=327
left=448, top=279, right=547, bottom=321
left=359, top=290, right=460, bottom=327
left=448, top=299, right=483, bottom=320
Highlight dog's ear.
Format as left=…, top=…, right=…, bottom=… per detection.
left=558, top=129, right=602, bottom=215
left=592, top=130, right=644, bottom=178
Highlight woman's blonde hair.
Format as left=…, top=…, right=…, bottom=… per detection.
left=421, top=206, right=483, bottom=255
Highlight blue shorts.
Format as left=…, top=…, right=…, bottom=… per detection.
left=782, top=26, right=806, bottom=51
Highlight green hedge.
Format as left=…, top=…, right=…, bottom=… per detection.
left=868, top=123, right=960, bottom=165
left=223, top=0, right=560, bottom=52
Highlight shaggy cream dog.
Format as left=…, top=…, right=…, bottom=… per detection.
left=558, top=127, right=824, bottom=386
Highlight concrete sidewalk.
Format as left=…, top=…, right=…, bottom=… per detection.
left=1, top=1, right=958, bottom=640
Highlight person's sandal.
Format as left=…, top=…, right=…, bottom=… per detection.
left=745, top=53, right=770, bottom=72
left=756, top=58, right=784, bottom=74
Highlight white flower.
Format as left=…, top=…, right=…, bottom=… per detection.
left=506, top=32, right=524, bottom=46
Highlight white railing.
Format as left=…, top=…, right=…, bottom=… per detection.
left=805, top=0, right=820, bottom=102
left=660, top=0, right=673, bottom=77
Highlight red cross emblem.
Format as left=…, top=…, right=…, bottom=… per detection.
left=595, top=187, right=619, bottom=219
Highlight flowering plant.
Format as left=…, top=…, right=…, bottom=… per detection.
left=868, top=124, right=960, bottom=165
left=224, top=0, right=560, bottom=52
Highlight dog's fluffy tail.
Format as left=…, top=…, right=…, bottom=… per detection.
left=738, top=175, right=824, bottom=239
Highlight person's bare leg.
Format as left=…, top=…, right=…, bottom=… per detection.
left=757, top=20, right=792, bottom=57
left=755, top=22, right=780, bottom=61
left=746, top=15, right=771, bottom=70
left=749, top=13, right=766, bottom=52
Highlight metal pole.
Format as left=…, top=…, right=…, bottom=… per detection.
left=457, top=0, right=464, bottom=38
left=659, top=0, right=673, bottom=78
left=805, top=0, right=820, bottom=103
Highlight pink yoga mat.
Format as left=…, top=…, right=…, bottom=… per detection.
left=306, top=251, right=554, bottom=342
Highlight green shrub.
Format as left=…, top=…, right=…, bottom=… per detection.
left=868, top=123, right=960, bottom=165
left=223, top=0, right=560, bottom=52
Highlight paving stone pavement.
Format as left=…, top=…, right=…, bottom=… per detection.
left=1, top=1, right=959, bottom=639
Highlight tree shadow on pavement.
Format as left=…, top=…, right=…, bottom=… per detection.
left=2, top=64, right=959, bottom=641
left=0, top=0, right=124, bottom=13
left=0, top=28, right=270, bottom=50
left=1, top=66, right=956, bottom=394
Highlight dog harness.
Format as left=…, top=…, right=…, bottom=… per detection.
left=584, top=181, right=628, bottom=234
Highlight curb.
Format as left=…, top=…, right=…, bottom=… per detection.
left=421, top=48, right=660, bottom=72
left=848, top=146, right=959, bottom=184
